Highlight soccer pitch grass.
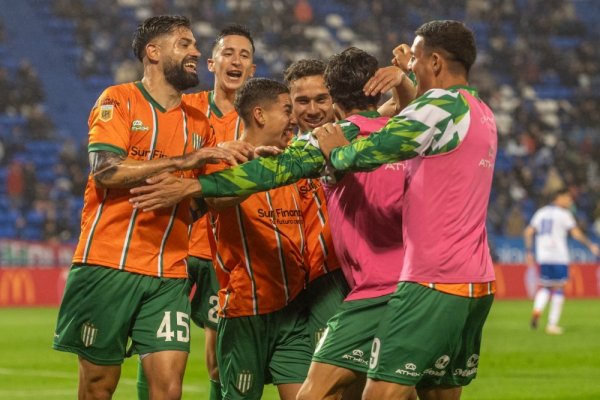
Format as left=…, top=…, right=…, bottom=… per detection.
left=0, top=300, right=599, bottom=399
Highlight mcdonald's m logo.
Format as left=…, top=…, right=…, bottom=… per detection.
left=0, top=269, right=36, bottom=305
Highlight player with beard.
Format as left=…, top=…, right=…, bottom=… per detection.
left=52, top=15, right=243, bottom=400
left=135, top=24, right=256, bottom=400
left=129, top=48, right=415, bottom=399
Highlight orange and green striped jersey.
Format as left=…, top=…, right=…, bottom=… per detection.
left=296, top=177, right=340, bottom=282
left=73, top=82, right=214, bottom=278
left=184, top=91, right=244, bottom=260
left=206, top=162, right=308, bottom=317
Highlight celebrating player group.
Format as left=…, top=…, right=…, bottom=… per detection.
left=53, top=14, right=498, bottom=400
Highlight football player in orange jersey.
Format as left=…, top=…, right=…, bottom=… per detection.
left=135, top=24, right=257, bottom=400
left=52, top=15, right=248, bottom=400
left=204, top=78, right=310, bottom=400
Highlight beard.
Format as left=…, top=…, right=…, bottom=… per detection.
left=164, top=57, right=199, bottom=91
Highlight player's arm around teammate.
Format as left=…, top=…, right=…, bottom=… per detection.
left=51, top=16, right=247, bottom=400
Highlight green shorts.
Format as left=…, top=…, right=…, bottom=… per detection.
left=188, top=256, right=220, bottom=330
left=305, top=269, right=349, bottom=348
left=367, top=282, right=494, bottom=388
left=313, top=294, right=390, bottom=374
left=53, top=264, right=191, bottom=365
left=217, top=296, right=312, bottom=400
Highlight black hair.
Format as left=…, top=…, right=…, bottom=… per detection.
left=415, top=20, right=477, bottom=75
left=234, top=78, right=289, bottom=125
left=132, top=15, right=191, bottom=62
left=213, top=24, right=255, bottom=54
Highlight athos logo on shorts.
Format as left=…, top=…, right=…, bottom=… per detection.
left=394, top=361, right=421, bottom=377
left=236, top=370, right=253, bottom=394
left=81, top=321, right=98, bottom=348
left=342, top=349, right=368, bottom=366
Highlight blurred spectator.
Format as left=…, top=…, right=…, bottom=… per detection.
left=6, top=159, right=25, bottom=209
left=294, top=0, right=314, bottom=23
left=15, top=60, right=45, bottom=111
left=25, top=105, right=55, bottom=140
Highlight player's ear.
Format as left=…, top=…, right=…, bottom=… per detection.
left=332, top=104, right=345, bottom=121
left=431, top=52, right=442, bottom=75
left=249, top=63, right=256, bottom=78
left=145, top=42, right=160, bottom=63
left=207, top=58, right=215, bottom=72
left=252, top=106, right=265, bottom=127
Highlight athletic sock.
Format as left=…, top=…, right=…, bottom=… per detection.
left=210, top=379, right=222, bottom=400
left=548, top=289, right=565, bottom=327
left=533, top=287, right=551, bottom=315
left=137, top=359, right=149, bottom=400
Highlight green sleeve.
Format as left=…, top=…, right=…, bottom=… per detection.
left=198, top=122, right=361, bottom=197
left=329, top=89, right=471, bottom=171
left=198, top=139, right=325, bottom=197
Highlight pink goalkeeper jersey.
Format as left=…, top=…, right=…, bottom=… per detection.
left=401, top=90, right=496, bottom=283
left=325, top=114, right=406, bottom=301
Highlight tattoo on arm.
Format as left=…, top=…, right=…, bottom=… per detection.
left=90, top=151, right=126, bottom=185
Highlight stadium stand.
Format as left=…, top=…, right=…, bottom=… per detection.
left=0, top=0, right=599, bottom=251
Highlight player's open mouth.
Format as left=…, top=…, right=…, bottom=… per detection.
left=184, top=61, right=197, bottom=73
left=303, top=118, right=323, bottom=128
left=227, top=70, right=243, bottom=79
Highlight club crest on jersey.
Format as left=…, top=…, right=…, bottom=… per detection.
left=235, top=370, right=253, bottom=394
left=131, top=120, right=150, bottom=132
left=81, top=321, right=98, bottom=348
left=100, top=105, right=113, bottom=122
left=192, top=132, right=204, bottom=150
